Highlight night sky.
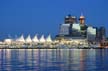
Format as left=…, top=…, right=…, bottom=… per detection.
left=0, top=0, right=108, bottom=39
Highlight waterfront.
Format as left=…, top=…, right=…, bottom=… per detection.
left=0, top=49, right=108, bottom=71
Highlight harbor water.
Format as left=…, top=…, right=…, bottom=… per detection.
left=0, top=49, right=108, bottom=71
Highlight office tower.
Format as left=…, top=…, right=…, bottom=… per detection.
left=59, top=24, right=70, bottom=36
left=72, top=23, right=81, bottom=37
left=65, top=14, right=77, bottom=24
left=99, top=27, right=106, bottom=42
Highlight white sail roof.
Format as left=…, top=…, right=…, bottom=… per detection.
left=16, top=35, right=25, bottom=42
left=46, top=35, right=52, bottom=42
left=39, top=35, right=46, bottom=43
left=25, top=35, right=32, bottom=43
left=32, top=35, right=39, bottom=42
left=4, top=39, right=12, bottom=43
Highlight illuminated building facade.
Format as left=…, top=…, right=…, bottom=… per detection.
left=99, top=27, right=106, bottom=42
left=59, top=24, right=70, bottom=35
left=87, top=26, right=96, bottom=41
left=71, top=23, right=81, bottom=37
left=57, top=13, right=102, bottom=44
left=58, top=14, right=87, bottom=38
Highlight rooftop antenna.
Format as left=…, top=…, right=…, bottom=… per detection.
left=81, top=12, right=83, bottom=16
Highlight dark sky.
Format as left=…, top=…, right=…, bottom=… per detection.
left=0, top=0, right=108, bottom=39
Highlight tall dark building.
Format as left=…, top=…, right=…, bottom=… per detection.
left=95, top=27, right=99, bottom=41
left=99, top=27, right=106, bottom=42
left=65, top=14, right=77, bottom=24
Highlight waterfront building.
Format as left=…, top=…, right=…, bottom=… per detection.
left=87, top=26, right=96, bottom=41
left=0, top=13, right=107, bottom=48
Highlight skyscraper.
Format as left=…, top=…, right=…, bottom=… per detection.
left=79, top=13, right=85, bottom=25
left=65, top=14, right=77, bottom=24
left=99, top=27, right=106, bottom=42
left=59, top=24, right=70, bottom=36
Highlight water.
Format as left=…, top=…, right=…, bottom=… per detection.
left=0, top=49, right=108, bottom=71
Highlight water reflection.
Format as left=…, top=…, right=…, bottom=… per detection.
left=0, top=49, right=108, bottom=71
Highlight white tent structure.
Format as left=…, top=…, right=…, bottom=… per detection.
left=46, top=35, right=52, bottom=43
left=39, top=35, right=46, bottom=43
left=4, top=39, right=12, bottom=44
left=16, top=35, right=25, bottom=43
left=32, top=35, right=39, bottom=43
left=25, top=35, right=32, bottom=43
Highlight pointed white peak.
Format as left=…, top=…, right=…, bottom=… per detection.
left=46, top=34, right=52, bottom=42
left=39, top=35, right=46, bottom=43
left=16, top=34, right=25, bottom=42
left=32, top=34, right=39, bottom=42
left=25, top=35, right=32, bottom=43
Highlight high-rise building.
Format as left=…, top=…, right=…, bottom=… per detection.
left=99, top=27, right=106, bottom=42
left=80, top=25, right=87, bottom=37
left=59, top=24, right=70, bottom=36
left=65, top=14, right=77, bottom=24
left=72, top=23, right=81, bottom=37
left=79, top=13, right=85, bottom=25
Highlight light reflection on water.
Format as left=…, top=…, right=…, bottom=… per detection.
left=0, top=49, right=108, bottom=71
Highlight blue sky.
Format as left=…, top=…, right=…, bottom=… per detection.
left=0, top=0, right=108, bottom=39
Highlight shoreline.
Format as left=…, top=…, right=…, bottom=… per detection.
left=0, top=47, right=105, bottom=49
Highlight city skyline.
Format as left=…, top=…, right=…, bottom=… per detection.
left=0, top=0, right=108, bottom=39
